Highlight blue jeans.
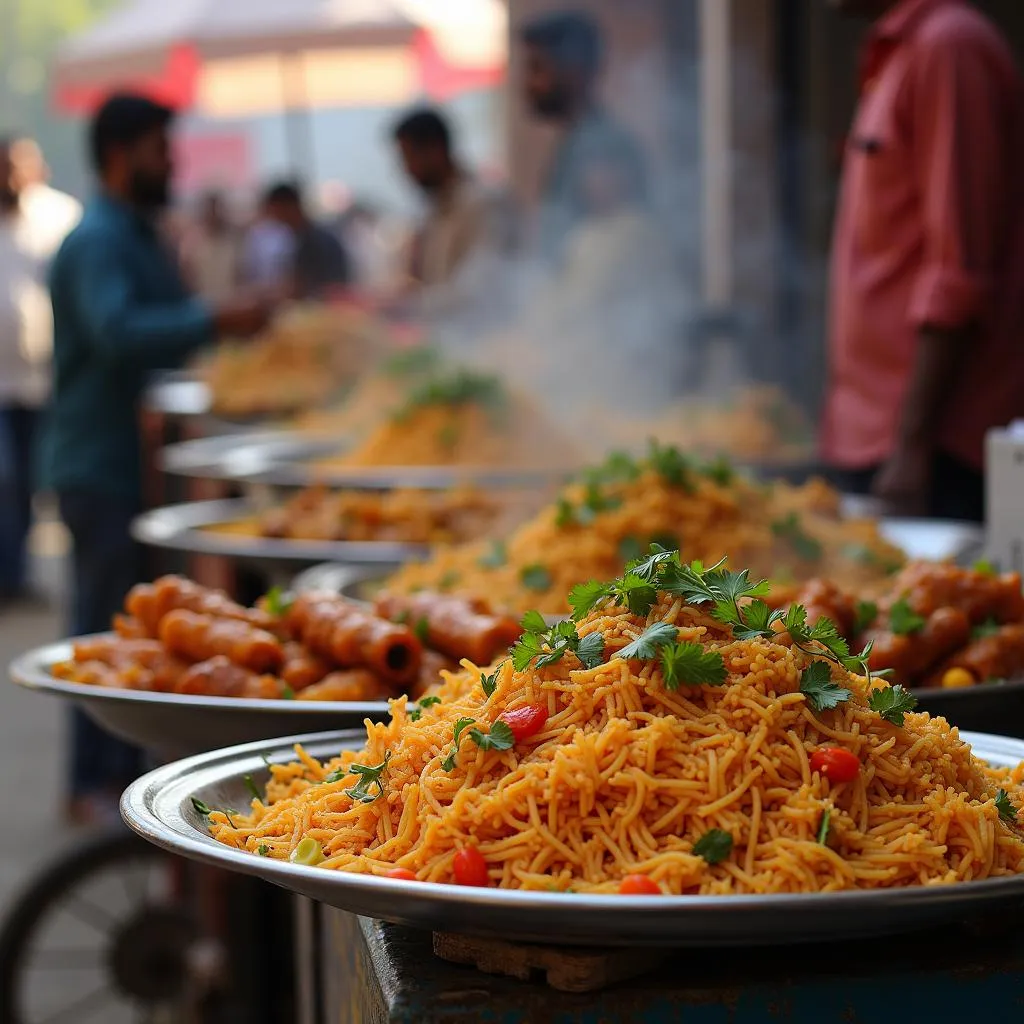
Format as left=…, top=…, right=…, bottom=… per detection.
left=58, top=490, right=145, bottom=798
left=0, top=405, right=38, bottom=595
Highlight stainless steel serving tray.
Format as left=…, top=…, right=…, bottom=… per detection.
left=159, top=431, right=571, bottom=490
left=130, top=499, right=426, bottom=570
left=122, top=729, right=1024, bottom=948
left=9, top=640, right=389, bottom=759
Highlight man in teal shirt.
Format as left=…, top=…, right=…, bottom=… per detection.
left=42, top=94, right=268, bottom=820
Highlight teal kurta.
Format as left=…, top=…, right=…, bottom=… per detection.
left=41, top=194, right=213, bottom=499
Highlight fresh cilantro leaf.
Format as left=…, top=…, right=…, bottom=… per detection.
left=771, top=513, right=823, bottom=562
left=615, top=621, right=679, bottom=661
left=854, top=600, right=878, bottom=634
left=480, top=668, right=500, bottom=698
left=693, top=828, right=733, bottom=864
left=582, top=482, right=622, bottom=517
left=477, top=540, right=507, bottom=568
left=511, top=632, right=546, bottom=671
left=408, top=695, right=442, bottom=722
left=468, top=720, right=516, bottom=752
left=799, top=662, right=851, bottom=712
left=413, top=617, right=430, bottom=643
left=702, top=456, right=734, bottom=486
left=575, top=631, right=606, bottom=669
left=889, top=598, right=926, bottom=636
left=323, top=767, right=347, bottom=784
left=995, top=788, right=1018, bottom=822
left=647, top=440, right=693, bottom=490
left=441, top=718, right=477, bottom=771
left=437, top=571, right=460, bottom=592
left=610, top=573, right=659, bottom=617
left=521, top=610, right=549, bottom=633
left=345, top=752, right=392, bottom=804
left=554, top=498, right=576, bottom=528
left=257, top=844, right=270, bottom=856
left=244, top=775, right=261, bottom=802
left=265, top=586, right=293, bottom=617
left=973, top=559, right=998, bottom=577
left=817, top=808, right=831, bottom=846
left=868, top=684, right=918, bottom=726
left=520, top=564, right=552, bottom=592
left=626, top=544, right=679, bottom=583
left=731, top=599, right=785, bottom=641
left=568, top=580, right=611, bottom=622
left=398, top=369, right=504, bottom=418
left=660, top=643, right=727, bottom=689
left=281, top=685, right=295, bottom=700
left=649, top=533, right=680, bottom=553
left=806, top=617, right=852, bottom=661
left=191, top=797, right=213, bottom=819
left=973, top=618, right=1003, bottom=640
left=586, top=450, right=640, bottom=485
left=618, top=535, right=644, bottom=563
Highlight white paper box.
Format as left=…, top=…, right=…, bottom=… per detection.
left=986, top=422, right=1024, bottom=572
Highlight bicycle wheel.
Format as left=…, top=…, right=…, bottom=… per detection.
left=0, top=828, right=199, bottom=1024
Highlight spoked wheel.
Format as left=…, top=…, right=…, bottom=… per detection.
left=0, top=828, right=213, bottom=1024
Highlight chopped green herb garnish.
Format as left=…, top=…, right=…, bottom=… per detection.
left=244, top=775, right=261, bottom=802
left=584, top=450, right=641, bottom=486
left=889, top=598, right=926, bottom=636
left=799, top=662, right=852, bottom=712
left=702, top=456, right=734, bottom=486
left=396, top=369, right=504, bottom=420
left=281, top=685, right=295, bottom=700
left=437, top=422, right=460, bottom=451
left=973, top=559, right=998, bottom=577
left=477, top=540, right=507, bottom=568
left=771, top=513, right=823, bottom=562
left=660, top=642, right=727, bottom=690
left=265, top=586, right=293, bottom=617
left=817, top=808, right=831, bottom=846
left=693, top=828, right=733, bottom=864
left=995, top=788, right=1018, bottom=822
left=408, top=695, right=442, bottom=722
left=381, top=345, right=442, bottom=378
left=854, top=600, right=878, bottom=634
left=615, top=621, right=679, bottom=661
left=468, top=720, right=515, bottom=753
left=437, top=571, right=460, bottom=592
left=647, top=440, right=694, bottom=491
left=480, top=667, right=501, bottom=698
left=568, top=580, right=613, bottom=621
left=511, top=618, right=604, bottom=672
left=257, top=844, right=270, bottom=857
left=191, top=797, right=213, bottom=818
left=441, top=717, right=478, bottom=771
left=973, top=618, right=1002, bottom=640
left=345, top=752, right=392, bottom=804
left=729, top=599, right=785, bottom=641
left=413, top=616, right=430, bottom=643
left=868, top=684, right=918, bottom=726
left=520, top=564, right=552, bottom=592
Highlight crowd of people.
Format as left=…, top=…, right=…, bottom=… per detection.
left=0, top=0, right=1022, bottom=821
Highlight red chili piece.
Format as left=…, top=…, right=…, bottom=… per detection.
left=809, top=746, right=860, bottom=783
left=385, top=867, right=417, bottom=881
left=619, top=874, right=661, bottom=895
left=497, top=703, right=549, bottom=742
left=452, top=846, right=489, bottom=887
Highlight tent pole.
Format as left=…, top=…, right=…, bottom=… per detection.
left=279, top=52, right=316, bottom=181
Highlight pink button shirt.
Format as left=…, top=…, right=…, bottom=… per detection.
left=821, top=0, right=1024, bottom=472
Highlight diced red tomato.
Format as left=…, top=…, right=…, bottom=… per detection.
left=497, top=703, right=549, bottom=742
left=809, top=746, right=860, bottom=783
left=452, top=846, right=489, bottom=887
left=619, top=874, right=661, bottom=895
left=384, top=867, right=417, bottom=881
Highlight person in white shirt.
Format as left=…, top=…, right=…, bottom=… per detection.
left=391, top=106, right=518, bottom=324
left=180, top=191, right=244, bottom=304
left=0, top=137, right=80, bottom=604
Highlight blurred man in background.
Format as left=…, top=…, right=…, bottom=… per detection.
left=262, top=180, right=351, bottom=300
left=181, top=190, right=245, bottom=304
left=821, top=0, right=1024, bottom=521
left=42, top=94, right=269, bottom=821
left=391, top=106, right=517, bottom=318
left=0, top=137, right=80, bottom=605
left=520, top=10, right=647, bottom=264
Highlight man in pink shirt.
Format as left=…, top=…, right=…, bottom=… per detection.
left=821, top=0, right=1024, bottom=521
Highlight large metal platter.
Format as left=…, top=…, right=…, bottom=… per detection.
left=9, top=640, right=389, bottom=759
left=122, top=729, right=1024, bottom=948
left=130, top=499, right=425, bottom=569
left=159, top=431, right=571, bottom=490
